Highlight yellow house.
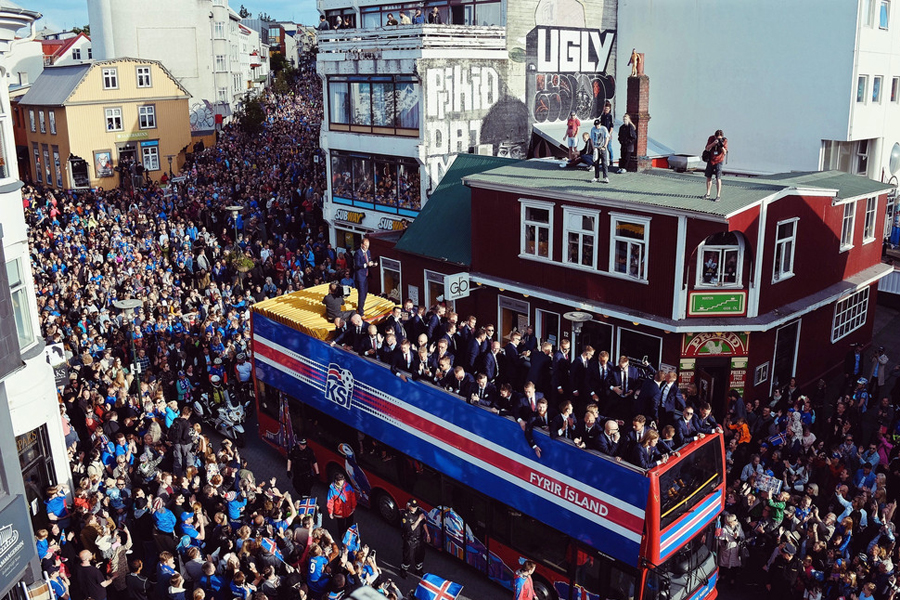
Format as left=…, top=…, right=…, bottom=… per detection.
left=18, top=57, right=191, bottom=189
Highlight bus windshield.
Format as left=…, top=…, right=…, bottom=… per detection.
left=645, top=522, right=717, bottom=600
left=657, top=436, right=723, bottom=528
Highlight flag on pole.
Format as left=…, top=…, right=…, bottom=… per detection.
left=342, top=523, right=360, bottom=556
left=295, top=497, right=317, bottom=515
left=415, top=574, right=463, bottom=600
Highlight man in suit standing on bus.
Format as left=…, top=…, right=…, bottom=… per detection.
left=353, top=237, right=377, bottom=314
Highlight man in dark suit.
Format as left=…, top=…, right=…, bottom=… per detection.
left=482, top=341, right=502, bottom=384
left=465, top=328, right=488, bottom=374
left=505, top=331, right=524, bottom=389
left=444, top=366, right=474, bottom=396
left=590, top=350, right=615, bottom=413
left=608, top=355, right=640, bottom=420
left=596, top=419, right=622, bottom=458
left=660, top=371, right=686, bottom=426
left=570, top=346, right=596, bottom=410
left=674, top=406, right=705, bottom=449
left=695, top=401, right=723, bottom=435
left=527, top=342, right=553, bottom=395
left=382, top=306, right=405, bottom=341
left=332, top=314, right=368, bottom=349
left=622, top=414, right=650, bottom=459
left=378, top=332, right=399, bottom=363
left=391, top=339, right=417, bottom=377
left=516, top=381, right=543, bottom=428
left=466, top=373, right=499, bottom=413
left=425, top=305, right=444, bottom=345
left=428, top=338, right=454, bottom=372
left=457, top=315, right=477, bottom=348
left=551, top=339, right=572, bottom=398
left=519, top=326, right=538, bottom=355
left=573, top=410, right=602, bottom=451
left=550, top=400, right=576, bottom=440
left=524, top=397, right=551, bottom=457
left=353, top=238, right=376, bottom=312
left=635, top=367, right=664, bottom=424
left=441, top=323, right=460, bottom=358
left=355, top=324, right=382, bottom=358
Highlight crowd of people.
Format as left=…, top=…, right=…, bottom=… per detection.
left=24, top=58, right=421, bottom=600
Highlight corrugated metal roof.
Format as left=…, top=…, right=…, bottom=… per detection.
left=394, top=154, right=521, bottom=265
left=19, top=63, right=90, bottom=106
left=464, top=161, right=894, bottom=219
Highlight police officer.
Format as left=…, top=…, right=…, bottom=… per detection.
left=399, top=499, right=430, bottom=578
left=286, top=436, right=319, bottom=498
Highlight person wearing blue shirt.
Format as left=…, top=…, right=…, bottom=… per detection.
left=153, top=499, right=177, bottom=534
left=226, top=491, right=247, bottom=526
left=307, top=546, right=331, bottom=597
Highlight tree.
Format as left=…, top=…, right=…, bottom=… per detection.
left=258, top=11, right=274, bottom=21
left=72, top=24, right=90, bottom=36
left=235, top=97, right=265, bottom=135
left=238, top=5, right=251, bottom=18
left=269, top=52, right=288, bottom=73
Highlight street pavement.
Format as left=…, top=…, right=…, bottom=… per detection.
left=227, top=301, right=900, bottom=600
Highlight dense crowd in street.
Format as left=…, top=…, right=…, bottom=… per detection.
left=21, top=58, right=418, bottom=600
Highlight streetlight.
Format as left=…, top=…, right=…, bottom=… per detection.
left=113, top=299, right=144, bottom=393
left=225, top=204, right=243, bottom=250
left=563, top=310, right=593, bottom=359
left=167, top=155, right=175, bottom=178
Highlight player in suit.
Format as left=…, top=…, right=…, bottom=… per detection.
left=378, top=333, right=400, bottom=363
left=466, top=373, right=499, bottom=412
left=390, top=340, right=417, bottom=376
left=482, top=341, right=502, bottom=384
left=660, top=371, right=686, bottom=426
left=550, top=400, right=576, bottom=440
left=551, top=339, right=572, bottom=398
left=673, top=406, right=705, bottom=449
left=465, top=328, right=488, bottom=373
left=634, top=367, right=664, bottom=424
left=526, top=342, right=553, bottom=395
left=516, top=382, right=543, bottom=427
left=524, top=397, right=551, bottom=457
left=630, top=430, right=668, bottom=469
left=355, top=324, right=382, bottom=358
left=353, top=238, right=376, bottom=312
left=569, top=346, right=596, bottom=410
left=607, top=356, right=640, bottom=420
left=596, top=419, right=622, bottom=458
left=444, top=366, right=474, bottom=397
left=382, top=306, right=406, bottom=341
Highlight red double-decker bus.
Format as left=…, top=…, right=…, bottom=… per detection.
left=252, top=288, right=725, bottom=600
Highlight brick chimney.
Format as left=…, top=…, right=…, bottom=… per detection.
left=626, top=68, right=651, bottom=172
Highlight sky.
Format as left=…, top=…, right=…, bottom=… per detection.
left=19, top=0, right=320, bottom=33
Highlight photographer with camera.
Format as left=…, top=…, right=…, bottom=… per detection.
left=703, top=129, right=728, bottom=201
left=323, top=282, right=356, bottom=323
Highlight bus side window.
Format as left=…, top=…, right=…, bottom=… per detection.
left=490, top=501, right=511, bottom=545
left=572, top=547, right=635, bottom=600
left=510, top=512, right=568, bottom=572
left=257, top=382, right=279, bottom=419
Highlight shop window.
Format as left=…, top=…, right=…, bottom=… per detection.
left=832, top=287, right=869, bottom=342
left=610, top=214, right=650, bottom=281
left=520, top=199, right=553, bottom=260
left=330, top=150, right=421, bottom=212
left=381, top=258, right=402, bottom=303
left=697, top=231, right=743, bottom=287
left=328, top=76, right=419, bottom=136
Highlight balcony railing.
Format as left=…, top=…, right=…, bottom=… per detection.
left=317, top=23, right=505, bottom=53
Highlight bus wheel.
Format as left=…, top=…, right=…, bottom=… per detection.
left=532, top=577, right=557, bottom=600
left=375, top=490, right=400, bottom=525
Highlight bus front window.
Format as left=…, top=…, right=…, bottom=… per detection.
left=645, top=523, right=717, bottom=600
left=658, top=436, right=723, bottom=528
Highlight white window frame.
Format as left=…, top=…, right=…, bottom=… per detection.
left=215, top=55, right=227, bottom=72
left=840, top=201, right=856, bottom=251
left=38, top=110, right=45, bottom=134
left=141, top=144, right=160, bottom=171
left=773, top=217, right=798, bottom=283
left=863, top=196, right=878, bottom=243
left=831, top=287, right=870, bottom=342
left=48, top=110, right=56, bottom=135
left=218, top=87, right=229, bottom=103
left=424, top=269, right=454, bottom=311
left=6, top=258, right=36, bottom=350
left=72, top=48, right=81, bottom=60
left=136, top=66, right=152, bottom=88
left=87, top=47, right=92, bottom=59
left=28, top=109, right=34, bottom=132
left=696, top=241, right=744, bottom=288
left=873, top=75, right=884, bottom=103
left=105, top=107, right=123, bottom=132
left=380, top=257, right=402, bottom=304
left=562, top=206, right=599, bottom=270
left=865, top=0, right=877, bottom=26
left=519, top=199, right=554, bottom=263
left=102, top=67, right=118, bottom=90
left=233, top=73, right=241, bottom=92
left=608, top=212, right=651, bottom=283
left=858, top=75, right=868, bottom=103
left=892, top=77, right=900, bottom=102
left=138, top=105, right=156, bottom=129
left=881, top=0, right=891, bottom=29
left=214, top=21, right=226, bottom=38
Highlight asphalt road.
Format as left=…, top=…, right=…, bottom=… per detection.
left=209, top=409, right=507, bottom=600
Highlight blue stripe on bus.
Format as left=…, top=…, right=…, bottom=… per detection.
left=658, top=489, right=723, bottom=560
left=687, top=568, right=717, bottom=600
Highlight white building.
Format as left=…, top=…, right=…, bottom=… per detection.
left=0, top=1, right=72, bottom=541
left=88, top=0, right=267, bottom=133
left=617, top=0, right=900, bottom=184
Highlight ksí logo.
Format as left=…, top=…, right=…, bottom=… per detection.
left=325, top=363, right=354, bottom=409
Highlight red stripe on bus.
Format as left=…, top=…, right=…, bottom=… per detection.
left=255, top=342, right=324, bottom=381
left=354, top=387, right=644, bottom=534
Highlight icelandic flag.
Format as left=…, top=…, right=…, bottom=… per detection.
left=342, top=524, right=360, bottom=556
left=296, top=496, right=317, bottom=515
left=767, top=432, right=787, bottom=446
left=415, top=574, right=463, bottom=600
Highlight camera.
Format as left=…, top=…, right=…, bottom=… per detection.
left=716, top=137, right=726, bottom=150
left=342, top=285, right=352, bottom=297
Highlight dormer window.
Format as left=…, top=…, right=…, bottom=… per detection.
left=697, top=231, right=744, bottom=287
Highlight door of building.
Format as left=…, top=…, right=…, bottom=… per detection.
left=695, top=357, right=731, bottom=419
left=772, top=320, right=801, bottom=394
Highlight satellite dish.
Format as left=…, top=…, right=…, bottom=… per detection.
left=890, top=142, right=900, bottom=175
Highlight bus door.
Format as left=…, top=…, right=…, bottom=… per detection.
left=568, top=544, right=637, bottom=600
left=440, top=480, right=490, bottom=574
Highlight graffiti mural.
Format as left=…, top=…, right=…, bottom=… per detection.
left=526, top=26, right=616, bottom=123
left=189, top=101, right=216, bottom=132
left=422, top=60, right=523, bottom=188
